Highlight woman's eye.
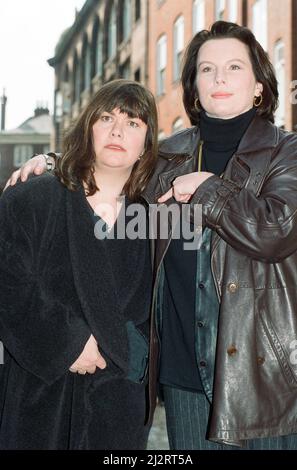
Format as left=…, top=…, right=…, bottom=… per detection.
left=129, top=121, right=139, bottom=128
left=201, top=66, right=212, bottom=73
left=101, top=115, right=112, bottom=122
left=230, top=64, right=240, bottom=70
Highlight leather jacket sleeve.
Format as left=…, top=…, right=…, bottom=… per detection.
left=190, top=137, right=297, bottom=263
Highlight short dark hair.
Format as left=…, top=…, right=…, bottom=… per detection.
left=56, top=79, right=158, bottom=201
left=181, top=21, right=279, bottom=124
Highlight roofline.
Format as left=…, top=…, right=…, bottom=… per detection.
left=48, top=0, right=95, bottom=67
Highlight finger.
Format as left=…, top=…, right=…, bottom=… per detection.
left=77, top=369, right=87, bottom=375
left=10, top=170, right=21, bottom=186
left=3, top=179, right=12, bottom=191
left=158, top=188, right=173, bottom=203
left=69, top=367, right=77, bottom=373
left=85, top=365, right=97, bottom=374
left=96, top=354, right=107, bottom=369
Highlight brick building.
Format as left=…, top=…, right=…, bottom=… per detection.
left=148, top=0, right=297, bottom=136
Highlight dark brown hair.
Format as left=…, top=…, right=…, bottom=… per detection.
left=56, top=79, right=158, bottom=201
left=181, top=21, right=279, bottom=124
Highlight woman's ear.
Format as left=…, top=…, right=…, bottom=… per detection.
left=255, top=82, right=264, bottom=96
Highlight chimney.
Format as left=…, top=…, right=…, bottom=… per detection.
left=34, top=101, right=49, bottom=117
left=1, top=89, right=7, bottom=131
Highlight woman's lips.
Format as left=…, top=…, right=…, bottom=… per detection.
left=211, top=93, right=233, bottom=99
left=105, top=145, right=126, bottom=151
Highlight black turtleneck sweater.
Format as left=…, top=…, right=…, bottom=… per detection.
left=159, top=107, right=256, bottom=392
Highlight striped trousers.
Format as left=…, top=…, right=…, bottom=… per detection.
left=162, top=385, right=297, bottom=450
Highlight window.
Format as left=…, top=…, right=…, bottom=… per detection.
left=193, top=0, right=205, bottom=34
left=274, top=40, right=285, bottom=127
left=43, top=145, right=50, bottom=154
left=252, top=0, right=267, bottom=51
left=13, top=145, right=33, bottom=168
left=215, top=0, right=225, bottom=20
left=92, top=20, right=103, bottom=78
left=228, top=0, right=237, bottom=22
left=135, top=0, right=141, bottom=21
left=173, top=16, right=184, bottom=82
left=172, top=117, right=184, bottom=133
left=82, top=38, right=91, bottom=91
left=120, top=60, right=131, bottom=79
left=157, top=34, right=167, bottom=95
left=55, top=90, right=63, bottom=123
left=73, top=53, right=80, bottom=103
left=134, top=68, right=141, bottom=82
left=123, top=0, right=132, bottom=41
left=108, top=4, right=117, bottom=59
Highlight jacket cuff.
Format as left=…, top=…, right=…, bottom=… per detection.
left=190, top=175, right=241, bottom=228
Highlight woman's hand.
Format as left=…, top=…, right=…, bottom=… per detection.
left=4, top=154, right=50, bottom=190
left=69, top=334, right=107, bottom=375
left=158, top=172, right=214, bottom=203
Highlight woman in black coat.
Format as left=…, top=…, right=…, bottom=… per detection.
left=0, top=79, right=158, bottom=449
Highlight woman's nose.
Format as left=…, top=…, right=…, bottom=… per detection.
left=215, top=74, right=226, bottom=85
left=111, top=122, right=123, bottom=138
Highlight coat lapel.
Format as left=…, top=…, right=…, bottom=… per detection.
left=66, top=185, right=128, bottom=371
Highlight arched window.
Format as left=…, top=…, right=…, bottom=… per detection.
left=108, top=3, right=117, bottom=59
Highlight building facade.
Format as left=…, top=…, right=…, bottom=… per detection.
left=49, top=0, right=297, bottom=148
left=148, top=0, right=297, bottom=135
left=49, top=0, right=148, bottom=150
left=0, top=106, right=53, bottom=191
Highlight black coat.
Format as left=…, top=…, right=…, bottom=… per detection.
left=0, top=174, right=151, bottom=449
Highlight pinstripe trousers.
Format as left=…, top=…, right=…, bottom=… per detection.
left=162, top=385, right=297, bottom=450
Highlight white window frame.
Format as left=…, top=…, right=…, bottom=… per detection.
left=157, top=34, right=167, bottom=96
left=228, top=0, right=237, bottom=23
left=252, top=0, right=267, bottom=51
left=173, top=16, right=184, bottom=82
left=193, top=0, right=205, bottom=34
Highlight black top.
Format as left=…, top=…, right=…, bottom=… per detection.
left=159, top=107, right=256, bottom=391
left=88, top=199, right=152, bottom=339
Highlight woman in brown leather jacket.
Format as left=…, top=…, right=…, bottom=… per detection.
left=6, top=21, right=297, bottom=450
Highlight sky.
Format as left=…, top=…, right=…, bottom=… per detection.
left=0, top=0, right=86, bottom=130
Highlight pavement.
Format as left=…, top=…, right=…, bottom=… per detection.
left=147, top=403, right=169, bottom=450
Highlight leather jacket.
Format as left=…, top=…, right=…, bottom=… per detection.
left=142, top=114, right=297, bottom=444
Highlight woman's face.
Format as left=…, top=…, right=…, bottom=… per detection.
left=92, top=107, right=147, bottom=172
left=196, top=38, right=263, bottom=119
